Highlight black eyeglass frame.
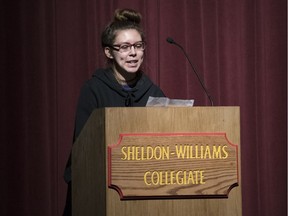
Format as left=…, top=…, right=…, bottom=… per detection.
left=107, top=41, right=146, bottom=53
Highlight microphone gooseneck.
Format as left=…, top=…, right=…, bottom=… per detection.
left=166, top=37, right=214, bottom=106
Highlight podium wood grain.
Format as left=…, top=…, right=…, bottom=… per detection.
left=72, top=107, right=241, bottom=216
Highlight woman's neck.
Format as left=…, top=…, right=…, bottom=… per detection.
left=112, top=67, right=139, bottom=86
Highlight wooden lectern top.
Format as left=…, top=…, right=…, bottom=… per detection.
left=72, top=107, right=241, bottom=216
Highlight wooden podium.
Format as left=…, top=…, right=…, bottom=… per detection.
left=72, top=107, right=242, bottom=216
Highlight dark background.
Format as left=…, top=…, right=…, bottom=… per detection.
left=1, top=0, right=286, bottom=215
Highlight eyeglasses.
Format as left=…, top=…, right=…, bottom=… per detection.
left=109, top=41, right=146, bottom=53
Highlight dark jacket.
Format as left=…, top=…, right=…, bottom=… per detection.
left=72, top=68, right=165, bottom=142
left=63, top=68, right=165, bottom=215
left=65, top=67, right=165, bottom=182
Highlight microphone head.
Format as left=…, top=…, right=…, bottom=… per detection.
left=166, top=37, right=175, bottom=44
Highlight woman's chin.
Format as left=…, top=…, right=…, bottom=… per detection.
left=124, top=67, right=140, bottom=73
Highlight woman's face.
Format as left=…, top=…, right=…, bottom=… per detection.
left=105, top=29, right=144, bottom=75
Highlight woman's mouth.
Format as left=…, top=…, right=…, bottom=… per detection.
left=126, top=60, right=138, bottom=67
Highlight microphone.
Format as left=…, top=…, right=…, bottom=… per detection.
left=166, top=37, right=214, bottom=106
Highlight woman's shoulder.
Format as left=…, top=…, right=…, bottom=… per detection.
left=85, top=68, right=113, bottom=85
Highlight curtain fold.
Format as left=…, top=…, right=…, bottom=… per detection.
left=1, top=0, right=286, bottom=215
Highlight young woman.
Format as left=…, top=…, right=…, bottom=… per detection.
left=63, top=8, right=165, bottom=215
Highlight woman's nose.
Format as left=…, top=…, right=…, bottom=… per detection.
left=129, top=46, right=136, bottom=55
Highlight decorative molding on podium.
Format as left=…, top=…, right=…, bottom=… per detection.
left=108, top=132, right=239, bottom=200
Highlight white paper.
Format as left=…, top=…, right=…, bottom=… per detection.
left=146, top=97, right=194, bottom=107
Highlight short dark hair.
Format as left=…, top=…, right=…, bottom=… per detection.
left=101, top=9, right=145, bottom=48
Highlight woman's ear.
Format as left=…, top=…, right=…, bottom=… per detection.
left=104, top=47, right=114, bottom=59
